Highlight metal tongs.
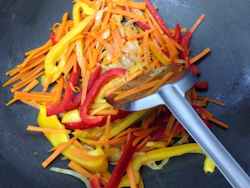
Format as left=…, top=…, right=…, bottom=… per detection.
left=106, top=64, right=250, bottom=188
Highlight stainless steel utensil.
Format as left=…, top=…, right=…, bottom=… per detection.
left=106, top=64, right=250, bottom=188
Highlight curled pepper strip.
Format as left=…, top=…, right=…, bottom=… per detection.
left=44, top=15, right=92, bottom=83
left=79, top=68, right=126, bottom=125
left=46, top=64, right=80, bottom=116
left=120, top=143, right=215, bottom=186
left=67, top=65, right=102, bottom=111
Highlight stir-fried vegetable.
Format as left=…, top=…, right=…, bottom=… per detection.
left=3, top=0, right=229, bottom=187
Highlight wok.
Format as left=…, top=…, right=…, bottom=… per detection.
left=0, top=0, right=250, bottom=187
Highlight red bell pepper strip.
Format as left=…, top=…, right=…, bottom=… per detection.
left=46, top=64, right=80, bottom=116
left=173, top=23, right=181, bottom=43
left=190, top=64, right=200, bottom=74
left=64, top=110, right=130, bottom=130
left=90, top=174, right=102, bottom=188
left=105, top=133, right=136, bottom=188
left=194, top=81, right=209, bottom=89
left=142, top=0, right=172, bottom=38
left=135, top=21, right=150, bottom=31
left=80, top=68, right=126, bottom=125
left=122, top=7, right=150, bottom=31
left=179, top=31, right=192, bottom=59
left=67, top=65, right=102, bottom=110
left=50, top=32, right=58, bottom=45
left=192, top=105, right=211, bottom=129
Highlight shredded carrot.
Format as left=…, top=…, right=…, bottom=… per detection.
left=81, top=70, right=90, bottom=105
left=190, top=47, right=211, bottom=64
left=42, top=75, right=52, bottom=92
left=89, top=109, right=119, bottom=116
left=104, top=115, right=111, bottom=154
left=97, top=50, right=109, bottom=62
left=42, top=136, right=77, bottom=168
left=92, top=125, right=106, bottom=136
left=144, top=30, right=151, bottom=64
left=69, top=148, right=105, bottom=160
left=111, top=10, right=147, bottom=23
left=11, top=71, right=45, bottom=93
left=165, top=121, right=179, bottom=146
left=164, top=114, right=176, bottom=136
left=132, top=134, right=147, bottom=146
left=113, top=127, right=144, bottom=140
left=145, top=9, right=164, bottom=34
left=5, top=67, right=22, bottom=77
left=68, top=160, right=93, bottom=179
left=127, top=162, right=137, bottom=188
left=73, top=140, right=87, bottom=150
left=63, top=53, right=77, bottom=77
left=142, top=112, right=154, bottom=129
left=204, top=115, right=229, bottom=129
left=102, top=2, right=112, bottom=27
left=20, top=56, right=45, bottom=73
left=147, top=71, right=174, bottom=95
left=190, top=14, right=205, bottom=33
left=115, top=1, right=146, bottom=10
left=114, top=80, right=160, bottom=101
left=52, top=77, right=64, bottom=105
left=69, top=35, right=84, bottom=44
left=91, top=31, right=117, bottom=57
left=109, top=19, right=134, bottom=33
left=134, top=126, right=162, bottom=137
left=55, top=12, right=69, bottom=41
left=20, top=100, right=40, bottom=109
left=88, top=136, right=127, bottom=145
left=3, top=72, right=26, bottom=87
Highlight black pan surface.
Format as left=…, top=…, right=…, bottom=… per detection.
left=0, top=0, right=250, bottom=187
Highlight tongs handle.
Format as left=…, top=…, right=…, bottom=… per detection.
left=159, top=84, right=250, bottom=188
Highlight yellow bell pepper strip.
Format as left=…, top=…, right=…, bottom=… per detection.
left=73, top=2, right=94, bottom=65
left=119, top=143, right=215, bottom=187
left=61, top=109, right=82, bottom=123
left=37, top=105, right=108, bottom=172
left=44, top=15, right=92, bottom=83
left=99, top=109, right=150, bottom=141
left=149, top=44, right=170, bottom=65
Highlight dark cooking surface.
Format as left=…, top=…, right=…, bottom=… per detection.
left=0, top=0, right=250, bottom=187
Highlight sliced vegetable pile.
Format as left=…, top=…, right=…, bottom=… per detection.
left=3, top=0, right=228, bottom=187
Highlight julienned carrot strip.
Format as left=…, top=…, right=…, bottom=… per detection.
left=144, top=30, right=151, bottom=64
left=89, top=109, right=119, bottom=115
left=91, top=31, right=117, bottom=56
left=114, top=1, right=146, bottom=10
left=5, top=83, right=34, bottom=105
left=190, top=14, right=205, bottom=33
left=132, top=134, right=146, bottom=146
left=97, top=50, right=109, bottom=62
left=134, top=125, right=162, bottom=137
left=141, top=73, right=159, bottom=85
left=87, top=45, right=94, bottom=69
left=24, top=40, right=52, bottom=56
left=127, top=162, right=137, bottom=188
left=3, top=72, right=26, bottom=87
left=31, top=91, right=57, bottom=96
left=111, top=26, right=123, bottom=49
left=11, top=71, right=45, bottom=93
left=164, top=114, right=176, bottom=136
left=55, top=12, right=69, bottom=41
left=121, top=47, right=139, bottom=55
left=144, top=12, right=162, bottom=43
left=197, top=96, right=225, bottom=107
left=142, top=111, right=154, bottom=129
left=113, top=127, right=144, bottom=140
left=147, top=71, right=174, bottom=95
left=63, top=53, right=77, bottom=77
left=27, top=125, right=71, bottom=133
left=52, top=77, right=64, bottom=105
left=114, top=80, right=160, bottom=101
left=20, top=100, right=40, bottom=109
left=92, top=125, right=106, bottom=136
left=69, top=148, right=105, bottom=160
left=42, top=75, right=52, bottom=92
left=109, top=19, right=134, bottom=33
left=29, top=46, right=53, bottom=63
left=88, top=136, right=127, bottom=145
left=144, top=9, right=163, bottom=34
left=190, top=47, right=211, bottom=64
left=19, top=43, right=51, bottom=68
left=69, top=35, right=84, bottom=44
left=68, top=160, right=93, bottom=179
left=19, top=63, right=44, bottom=82
left=92, top=48, right=99, bottom=67
left=111, top=10, right=147, bottom=23
left=102, top=2, right=112, bottom=27
left=19, top=56, right=45, bottom=73
left=73, top=140, right=87, bottom=150
left=104, top=115, right=111, bottom=154
left=204, top=114, right=229, bottom=129
left=48, top=143, right=64, bottom=152
left=165, top=121, right=179, bottom=146
left=111, top=26, right=122, bottom=58
left=81, top=70, right=90, bottom=105
left=14, top=91, right=55, bottom=101
left=42, top=136, right=77, bottom=168
left=6, top=67, right=22, bottom=76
